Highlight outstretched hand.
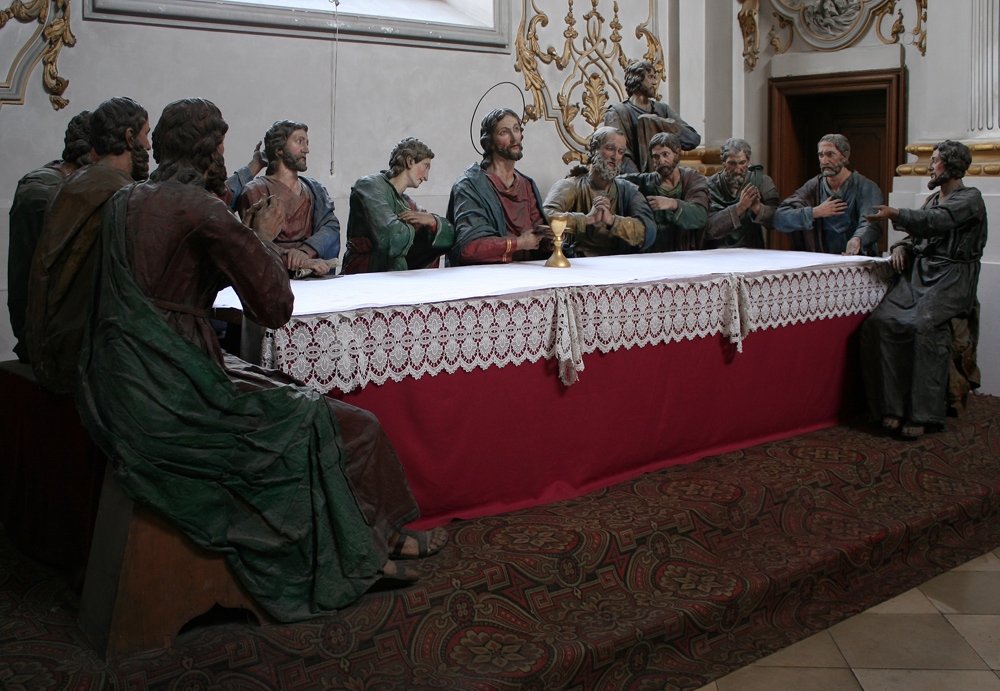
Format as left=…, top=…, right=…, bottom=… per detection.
left=863, top=204, right=899, bottom=223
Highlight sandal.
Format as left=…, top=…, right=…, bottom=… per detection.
left=389, top=527, right=447, bottom=560
left=369, top=562, right=419, bottom=592
left=900, top=423, right=925, bottom=438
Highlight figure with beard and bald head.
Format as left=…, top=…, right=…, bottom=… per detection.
left=25, top=96, right=150, bottom=393
left=77, top=97, right=446, bottom=623
left=703, top=137, right=780, bottom=249
left=8, top=110, right=92, bottom=362
left=860, top=140, right=987, bottom=439
left=447, top=108, right=552, bottom=265
left=604, top=59, right=701, bottom=175
left=620, top=132, right=710, bottom=252
left=236, top=120, right=339, bottom=276
left=543, top=126, right=656, bottom=256
left=774, top=133, right=883, bottom=255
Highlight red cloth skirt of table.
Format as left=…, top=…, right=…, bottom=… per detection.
left=330, top=314, right=867, bottom=529
left=0, top=364, right=105, bottom=572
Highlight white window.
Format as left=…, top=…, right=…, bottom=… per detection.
left=85, top=0, right=508, bottom=51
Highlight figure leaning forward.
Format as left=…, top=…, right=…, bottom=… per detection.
left=76, top=98, right=447, bottom=622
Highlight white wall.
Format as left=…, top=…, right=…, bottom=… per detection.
left=3, top=0, right=997, bottom=398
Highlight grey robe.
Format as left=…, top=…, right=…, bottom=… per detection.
left=704, top=166, right=779, bottom=249
left=860, top=185, right=987, bottom=427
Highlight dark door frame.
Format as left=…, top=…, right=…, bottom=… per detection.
left=767, top=68, right=907, bottom=251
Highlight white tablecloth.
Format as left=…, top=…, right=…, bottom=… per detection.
left=213, top=251, right=894, bottom=394
left=214, top=249, right=885, bottom=315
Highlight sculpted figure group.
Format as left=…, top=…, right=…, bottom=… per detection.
left=5, top=64, right=986, bottom=619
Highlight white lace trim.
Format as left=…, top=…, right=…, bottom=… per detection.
left=263, top=262, right=891, bottom=393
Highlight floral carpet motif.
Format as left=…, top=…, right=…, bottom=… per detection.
left=4, top=395, right=1000, bottom=690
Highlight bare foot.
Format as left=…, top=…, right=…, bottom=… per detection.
left=900, top=423, right=925, bottom=438
left=388, top=527, right=448, bottom=559
left=882, top=415, right=901, bottom=431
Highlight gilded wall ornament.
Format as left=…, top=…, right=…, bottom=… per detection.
left=737, top=0, right=761, bottom=70
left=515, top=0, right=663, bottom=165
left=0, top=0, right=75, bottom=110
left=769, top=0, right=925, bottom=54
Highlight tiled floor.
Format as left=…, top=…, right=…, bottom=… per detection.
left=698, top=547, right=1000, bottom=691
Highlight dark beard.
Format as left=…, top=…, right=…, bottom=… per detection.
left=206, top=151, right=228, bottom=197
left=130, top=146, right=150, bottom=182
left=927, top=168, right=956, bottom=190
left=593, top=155, right=620, bottom=181
left=494, top=144, right=524, bottom=161
left=657, top=161, right=678, bottom=181
left=281, top=148, right=308, bottom=172
left=635, top=81, right=656, bottom=99
left=724, top=171, right=745, bottom=193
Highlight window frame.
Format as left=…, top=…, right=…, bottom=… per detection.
left=83, top=0, right=510, bottom=52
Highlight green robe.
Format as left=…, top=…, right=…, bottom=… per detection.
left=76, top=185, right=382, bottom=622
left=343, top=173, right=455, bottom=273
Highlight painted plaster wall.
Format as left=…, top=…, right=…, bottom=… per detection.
left=2, top=0, right=661, bottom=357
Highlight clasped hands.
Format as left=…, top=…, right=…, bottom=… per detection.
left=586, top=195, right=618, bottom=226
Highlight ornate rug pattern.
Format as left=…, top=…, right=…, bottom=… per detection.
left=3, top=395, right=1000, bottom=690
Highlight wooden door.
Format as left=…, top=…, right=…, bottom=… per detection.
left=767, top=69, right=907, bottom=253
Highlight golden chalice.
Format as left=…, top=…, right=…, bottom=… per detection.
left=545, top=212, right=571, bottom=268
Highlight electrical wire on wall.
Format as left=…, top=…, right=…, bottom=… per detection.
left=329, top=0, right=341, bottom=175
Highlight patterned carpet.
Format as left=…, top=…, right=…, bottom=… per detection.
left=4, top=395, right=1000, bottom=691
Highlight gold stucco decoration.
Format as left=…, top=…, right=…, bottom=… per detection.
left=515, top=0, right=664, bottom=165
left=897, top=142, right=1000, bottom=177
left=0, top=0, right=75, bottom=110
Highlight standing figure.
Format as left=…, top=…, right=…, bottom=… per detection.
left=703, top=137, right=780, bottom=249
left=543, top=127, right=656, bottom=257
left=237, top=120, right=339, bottom=276
left=25, top=97, right=150, bottom=394
left=448, top=108, right=551, bottom=265
left=8, top=111, right=92, bottom=362
left=620, top=132, right=709, bottom=252
left=773, top=134, right=883, bottom=255
left=860, top=140, right=987, bottom=438
left=604, top=59, right=701, bottom=174
left=343, top=137, right=455, bottom=273
left=77, top=98, right=447, bottom=623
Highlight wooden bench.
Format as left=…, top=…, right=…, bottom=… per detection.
left=78, top=465, right=273, bottom=660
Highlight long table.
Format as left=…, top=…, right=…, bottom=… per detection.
left=216, top=250, right=893, bottom=527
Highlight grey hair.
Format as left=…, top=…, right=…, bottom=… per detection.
left=720, top=137, right=752, bottom=162
left=819, top=133, right=850, bottom=158
left=588, top=126, right=625, bottom=164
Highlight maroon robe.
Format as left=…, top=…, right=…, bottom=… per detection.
left=460, top=171, right=545, bottom=264
left=127, top=181, right=420, bottom=558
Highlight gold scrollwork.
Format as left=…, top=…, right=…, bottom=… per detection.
left=515, top=0, right=663, bottom=165
left=874, top=0, right=928, bottom=56
left=737, top=0, right=760, bottom=71
left=0, top=0, right=75, bottom=110
left=767, top=12, right=793, bottom=55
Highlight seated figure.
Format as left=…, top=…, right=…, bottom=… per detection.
left=860, top=140, right=986, bottom=438
left=704, top=137, right=779, bottom=249
left=620, top=132, right=709, bottom=252
left=343, top=137, right=455, bottom=273
left=543, top=127, right=656, bottom=257
left=448, top=108, right=551, bottom=265
left=76, top=99, right=446, bottom=622
left=773, top=133, right=883, bottom=255
left=26, top=97, right=151, bottom=394
left=8, top=110, right=92, bottom=362
left=604, top=59, right=701, bottom=174
left=236, top=120, right=339, bottom=276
